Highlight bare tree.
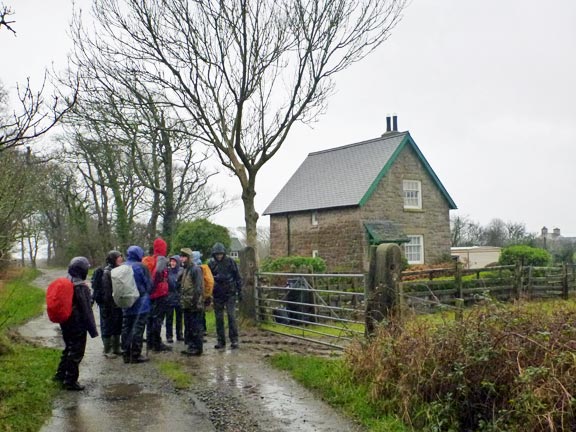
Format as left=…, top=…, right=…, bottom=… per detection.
left=0, top=4, right=16, bottom=34
left=79, top=0, right=407, bottom=251
left=60, top=50, right=225, bottom=246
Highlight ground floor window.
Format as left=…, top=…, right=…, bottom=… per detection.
left=405, top=235, right=424, bottom=264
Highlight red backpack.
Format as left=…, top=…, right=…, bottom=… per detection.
left=46, top=278, right=74, bottom=323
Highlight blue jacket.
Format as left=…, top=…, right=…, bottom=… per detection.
left=123, top=245, right=152, bottom=315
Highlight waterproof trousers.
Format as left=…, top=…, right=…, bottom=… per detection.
left=55, top=322, right=87, bottom=385
left=213, top=295, right=238, bottom=346
left=165, top=304, right=183, bottom=340
left=183, top=308, right=204, bottom=353
left=121, top=312, right=148, bottom=359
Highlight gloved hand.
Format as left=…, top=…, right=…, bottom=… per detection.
left=204, top=297, right=212, bottom=307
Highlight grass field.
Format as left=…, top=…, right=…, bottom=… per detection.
left=0, top=268, right=61, bottom=432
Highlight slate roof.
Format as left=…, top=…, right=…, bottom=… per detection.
left=264, top=131, right=456, bottom=215
left=230, top=237, right=244, bottom=252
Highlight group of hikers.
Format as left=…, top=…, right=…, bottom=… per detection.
left=53, top=239, right=243, bottom=391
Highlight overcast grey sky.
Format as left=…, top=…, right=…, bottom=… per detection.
left=2, top=0, right=576, bottom=236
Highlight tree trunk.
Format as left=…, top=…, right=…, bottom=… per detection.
left=161, top=127, right=176, bottom=246
left=242, top=182, right=259, bottom=254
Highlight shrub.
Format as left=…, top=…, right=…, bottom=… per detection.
left=499, top=245, right=551, bottom=267
left=260, top=256, right=327, bottom=273
left=345, top=302, right=576, bottom=431
left=171, top=219, right=231, bottom=260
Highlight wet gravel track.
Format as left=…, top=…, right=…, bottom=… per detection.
left=18, top=268, right=364, bottom=432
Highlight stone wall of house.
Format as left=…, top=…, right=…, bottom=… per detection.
left=361, top=144, right=452, bottom=264
left=269, top=207, right=366, bottom=271
left=268, top=143, right=453, bottom=271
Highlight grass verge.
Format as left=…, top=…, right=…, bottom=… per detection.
left=0, top=268, right=61, bottom=432
left=268, top=353, right=409, bottom=432
left=155, top=359, right=194, bottom=389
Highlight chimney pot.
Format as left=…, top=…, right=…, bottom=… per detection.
left=386, top=116, right=391, bottom=132
left=392, top=115, right=398, bottom=132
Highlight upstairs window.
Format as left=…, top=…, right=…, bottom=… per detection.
left=311, top=211, right=318, bottom=226
left=403, top=180, right=422, bottom=209
left=404, top=235, right=424, bottom=264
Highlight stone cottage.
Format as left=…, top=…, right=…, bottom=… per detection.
left=263, top=118, right=457, bottom=272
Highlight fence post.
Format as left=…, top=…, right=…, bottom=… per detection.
left=454, top=258, right=463, bottom=321
left=513, top=261, right=522, bottom=299
left=562, top=263, right=569, bottom=300
left=365, top=243, right=402, bottom=337
left=239, top=246, right=257, bottom=322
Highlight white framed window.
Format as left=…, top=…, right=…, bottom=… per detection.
left=312, top=250, right=319, bottom=258
left=404, top=235, right=424, bottom=264
left=311, top=211, right=318, bottom=226
left=403, top=180, right=422, bottom=209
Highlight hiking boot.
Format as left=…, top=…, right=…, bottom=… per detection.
left=231, top=342, right=239, bottom=349
left=176, top=335, right=184, bottom=341
left=123, top=353, right=131, bottom=364
left=52, top=373, right=64, bottom=383
left=111, top=335, right=123, bottom=355
left=63, top=382, right=85, bottom=391
left=181, top=349, right=202, bottom=356
left=130, top=355, right=150, bottom=364
left=166, top=337, right=174, bottom=344
left=152, top=343, right=173, bottom=352
left=214, top=342, right=226, bottom=350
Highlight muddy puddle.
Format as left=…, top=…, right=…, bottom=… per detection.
left=19, top=269, right=364, bottom=432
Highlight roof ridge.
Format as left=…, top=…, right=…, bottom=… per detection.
left=308, top=131, right=407, bottom=156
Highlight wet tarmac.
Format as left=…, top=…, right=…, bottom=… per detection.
left=19, top=268, right=364, bottom=432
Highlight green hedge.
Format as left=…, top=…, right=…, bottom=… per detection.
left=260, top=256, right=327, bottom=273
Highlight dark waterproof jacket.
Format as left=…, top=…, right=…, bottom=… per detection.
left=208, top=252, right=242, bottom=302
left=167, top=255, right=182, bottom=307
left=65, top=280, right=99, bottom=338
left=123, top=245, right=153, bottom=316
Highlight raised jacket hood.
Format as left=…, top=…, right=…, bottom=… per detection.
left=68, top=256, right=90, bottom=281
left=211, top=242, right=227, bottom=257
left=153, top=238, right=168, bottom=256
left=126, top=245, right=144, bottom=262
left=192, top=251, right=202, bottom=265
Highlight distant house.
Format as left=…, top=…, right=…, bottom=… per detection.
left=229, top=237, right=244, bottom=259
left=263, top=117, right=457, bottom=272
left=451, top=246, right=501, bottom=269
left=536, top=226, right=576, bottom=260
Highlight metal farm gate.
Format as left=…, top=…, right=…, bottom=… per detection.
left=255, top=272, right=366, bottom=350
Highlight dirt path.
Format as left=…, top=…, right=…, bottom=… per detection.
left=18, top=268, right=364, bottom=432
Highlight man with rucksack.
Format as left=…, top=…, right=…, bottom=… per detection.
left=192, top=251, right=214, bottom=339
left=208, top=242, right=243, bottom=350
left=92, top=250, right=124, bottom=358
left=121, top=245, right=153, bottom=364
left=179, top=248, right=204, bottom=356
left=143, top=238, right=172, bottom=352
left=53, top=257, right=98, bottom=391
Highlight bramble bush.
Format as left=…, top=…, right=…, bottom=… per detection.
left=345, top=301, right=576, bottom=431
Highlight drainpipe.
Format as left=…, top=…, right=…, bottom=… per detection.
left=286, top=214, right=292, bottom=256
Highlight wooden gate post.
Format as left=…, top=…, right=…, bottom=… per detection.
left=239, top=246, right=257, bottom=322
left=365, top=243, right=402, bottom=337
